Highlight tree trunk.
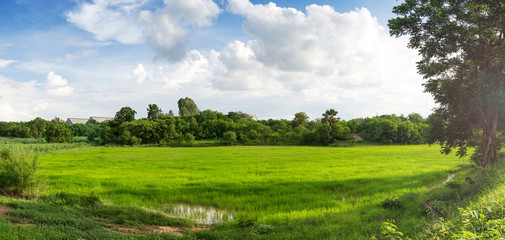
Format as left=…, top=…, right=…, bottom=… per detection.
left=480, top=103, right=498, bottom=167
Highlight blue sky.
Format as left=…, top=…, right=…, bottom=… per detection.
left=0, top=0, right=433, bottom=121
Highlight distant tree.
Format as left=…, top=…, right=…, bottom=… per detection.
left=27, top=117, right=47, bottom=138
left=114, top=107, right=137, bottom=122
left=177, top=97, right=199, bottom=116
left=407, top=113, right=424, bottom=123
left=52, top=117, right=64, bottom=123
left=293, top=112, right=309, bottom=127
left=147, top=104, right=163, bottom=120
left=222, top=131, right=237, bottom=145
left=168, top=110, right=175, bottom=117
left=322, top=109, right=340, bottom=126
left=227, top=111, right=248, bottom=121
left=86, top=118, right=98, bottom=125
left=45, top=122, right=73, bottom=143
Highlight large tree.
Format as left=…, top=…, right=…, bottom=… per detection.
left=177, top=97, right=199, bottom=116
left=114, top=107, right=137, bottom=123
left=389, top=0, right=505, bottom=167
left=147, top=104, right=163, bottom=120
left=293, top=112, right=309, bottom=127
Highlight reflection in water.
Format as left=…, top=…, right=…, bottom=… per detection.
left=162, top=204, right=234, bottom=225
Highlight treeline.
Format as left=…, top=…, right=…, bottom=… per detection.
left=0, top=117, right=73, bottom=143
left=0, top=98, right=430, bottom=146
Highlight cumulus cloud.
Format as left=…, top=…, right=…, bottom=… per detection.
left=66, top=0, right=145, bottom=44
left=0, top=59, right=16, bottom=68
left=205, top=0, right=433, bottom=117
left=0, top=76, right=41, bottom=121
left=46, top=72, right=74, bottom=96
left=132, top=64, right=148, bottom=83
left=132, top=50, right=214, bottom=89
left=67, top=0, right=221, bottom=62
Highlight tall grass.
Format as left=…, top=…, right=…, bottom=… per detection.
left=0, top=148, right=40, bottom=197
left=0, top=137, right=90, bottom=152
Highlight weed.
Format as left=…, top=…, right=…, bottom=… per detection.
left=379, top=198, right=402, bottom=210
left=42, top=192, right=101, bottom=208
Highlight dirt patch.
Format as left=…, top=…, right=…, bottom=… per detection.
left=0, top=205, right=34, bottom=227
left=17, top=218, right=34, bottom=227
left=108, top=224, right=208, bottom=236
left=0, top=205, right=13, bottom=217
left=113, top=226, right=142, bottom=234
left=153, top=226, right=184, bottom=236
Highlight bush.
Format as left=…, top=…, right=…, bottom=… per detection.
left=0, top=148, right=40, bottom=197
left=184, top=133, right=195, bottom=145
left=223, top=131, right=237, bottom=145
left=45, top=123, right=73, bottom=143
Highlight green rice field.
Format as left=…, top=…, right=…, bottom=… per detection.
left=32, top=145, right=468, bottom=239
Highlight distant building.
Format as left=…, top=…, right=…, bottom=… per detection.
left=245, top=114, right=257, bottom=121
left=66, top=116, right=113, bottom=125
left=66, top=118, right=88, bottom=126
left=89, top=116, right=113, bottom=123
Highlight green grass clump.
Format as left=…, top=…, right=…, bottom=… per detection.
left=0, top=148, right=40, bottom=197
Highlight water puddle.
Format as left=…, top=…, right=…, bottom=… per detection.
left=427, top=173, right=455, bottom=191
left=444, top=174, right=455, bottom=183
left=161, top=204, right=234, bottom=225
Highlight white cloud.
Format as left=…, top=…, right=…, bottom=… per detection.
left=132, top=64, right=148, bottom=83
left=0, top=59, right=16, bottom=68
left=206, top=0, right=434, bottom=117
left=47, top=72, right=68, bottom=86
left=132, top=50, right=214, bottom=89
left=67, top=0, right=221, bottom=62
left=139, top=0, right=221, bottom=62
left=46, top=72, right=74, bottom=96
left=0, top=76, right=42, bottom=121
left=66, top=0, right=145, bottom=44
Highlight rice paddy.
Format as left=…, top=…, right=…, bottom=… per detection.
left=29, top=144, right=468, bottom=238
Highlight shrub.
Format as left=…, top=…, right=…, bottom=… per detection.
left=45, top=123, right=73, bottom=143
left=0, top=148, right=40, bottom=197
left=223, top=131, right=237, bottom=145
left=184, top=133, right=195, bottom=145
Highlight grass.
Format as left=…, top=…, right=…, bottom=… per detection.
left=0, top=137, right=90, bottom=152
left=25, top=145, right=468, bottom=239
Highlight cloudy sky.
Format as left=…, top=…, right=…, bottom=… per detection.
left=0, top=0, right=434, bottom=121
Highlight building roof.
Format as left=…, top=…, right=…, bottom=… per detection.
left=246, top=114, right=257, bottom=121
left=89, top=116, right=113, bottom=123
left=66, top=118, right=88, bottom=126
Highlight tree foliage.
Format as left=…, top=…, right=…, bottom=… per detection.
left=0, top=103, right=429, bottom=147
left=114, top=107, right=136, bottom=123
left=45, top=121, right=73, bottom=143
left=389, top=0, right=505, bottom=166
left=293, top=112, right=309, bottom=127
left=178, top=97, right=199, bottom=116
left=147, top=104, right=163, bottom=120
